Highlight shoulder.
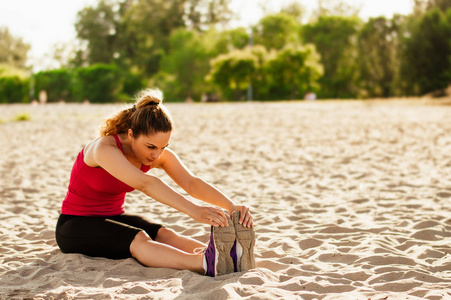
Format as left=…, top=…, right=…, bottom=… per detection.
left=97, top=135, right=117, bottom=146
left=83, top=135, right=119, bottom=167
left=85, top=135, right=117, bottom=154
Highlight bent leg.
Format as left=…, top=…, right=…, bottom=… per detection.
left=130, top=231, right=204, bottom=273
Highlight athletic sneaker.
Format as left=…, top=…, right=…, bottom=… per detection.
left=231, top=211, right=256, bottom=272
left=204, top=215, right=236, bottom=277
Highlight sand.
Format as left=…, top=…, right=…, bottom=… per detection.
left=0, top=100, right=450, bottom=299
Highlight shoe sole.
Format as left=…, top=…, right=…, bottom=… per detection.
left=232, top=211, right=256, bottom=272
left=212, top=214, right=236, bottom=276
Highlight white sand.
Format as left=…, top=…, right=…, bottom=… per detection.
left=0, top=100, right=450, bottom=299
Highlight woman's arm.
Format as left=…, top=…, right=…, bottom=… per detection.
left=90, top=137, right=229, bottom=227
left=160, top=149, right=254, bottom=227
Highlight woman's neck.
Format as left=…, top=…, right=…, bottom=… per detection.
left=118, top=133, right=141, bottom=167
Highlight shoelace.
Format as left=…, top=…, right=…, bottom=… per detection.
left=193, top=247, right=206, bottom=255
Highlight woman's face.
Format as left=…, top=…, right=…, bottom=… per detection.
left=129, top=130, right=172, bottom=166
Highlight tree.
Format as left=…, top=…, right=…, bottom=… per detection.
left=154, top=29, right=209, bottom=101
left=427, top=0, right=451, bottom=11
left=74, top=0, right=234, bottom=77
left=222, top=27, right=250, bottom=50
left=248, top=45, right=271, bottom=100
left=74, top=0, right=186, bottom=75
left=0, top=27, right=30, bottom=69
left=303, top=16, right=361, bottom=98
left=207, top=47, right=258, bottom=100
left=152, top=26, right=250, bottom=101
left=253, top=13, right=301, bottom=50
left=207, top=44, right=323, bottom=101
left=413, top=0, right=428, bottom=15
left=203, top=27, right=250, bottom=58
left=281, top=1, right=306, bottom=23
left=401, top=7, right=451, bottom=95
left=185, top=0, right=234, bottom=31
left=357, top=16, right=402, bottom=98
left=413, top=0, right=451, bottom=15
left=75, top=0, right=122, bottom=65
left=265, top=44, right=323, bottom=100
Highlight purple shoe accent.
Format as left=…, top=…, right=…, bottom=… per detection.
left=230, top=240, right=238, bottom=272
left=204, top=226, right=216, bottom=277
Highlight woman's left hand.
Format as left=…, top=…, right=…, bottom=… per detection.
left=228, top=204, right=253, bottom=228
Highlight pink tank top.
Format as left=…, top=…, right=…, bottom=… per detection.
left=61, top=135, right=150, bottom=216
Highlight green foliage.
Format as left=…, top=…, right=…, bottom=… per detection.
left=154, top=27, right=250, bottom=101
left=185, top=0, right=234, bottom=31
left=253, top=13, right=301, bottom=50
left=34, top=69, right=73, bottom=102
left=122, top=68, right=147, bottom=100
left=75, top=0, right=233, bottom=77
left=12, top=113, right=31, bottom=122
left=120, top=0, right=186, bottom=76
left=265, top=44, right=324, bottom=100
left=357, top=16, right=402, bottom=98
left=426, top=0, right=451, bottom=11
left=281, top=2, right=306, bottom=22
left=0, top=27, right=31, bottom=69
left=74, top=64, right=123, bottom=102
left=154, top=29, right=210, bottom=101
left=75, top=0, right=120, bottom=64
left=401, top=7, right=451, bottom=95
left=247, top=46, right=271, bottom=99
left=207, top=44, right=323, bottom=101
left=218, top=27, right=250, bottom=51
left=0, top=63, right=29, bottom=79
left=17, top=0, right=449, bottom=102
left=198, top=27, right=250, bottom=59
left=303, top=15, right=361, bottom=98
left=0, top=76, right=29, bottom=103
left=208, top=47, right=258, bottom=100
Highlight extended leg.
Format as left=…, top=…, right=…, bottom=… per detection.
left=130, top=231, right=204, bottom=273
left=155, top=227, right=206, bottom=253
left=109, top=215, right=206, bottom=253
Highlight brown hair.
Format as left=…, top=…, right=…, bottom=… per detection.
left=100, top=89, right=173, bottom=137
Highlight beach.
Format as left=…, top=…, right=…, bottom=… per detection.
left=0, top=100, right=450, bottom=299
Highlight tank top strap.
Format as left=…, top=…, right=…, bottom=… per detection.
left=113, top=134, right=125, bottom=154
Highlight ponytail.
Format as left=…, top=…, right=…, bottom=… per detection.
left=99, top=89, right=173, bottom=137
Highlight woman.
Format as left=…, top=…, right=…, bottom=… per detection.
left=55, top=89, right=255, bottom=277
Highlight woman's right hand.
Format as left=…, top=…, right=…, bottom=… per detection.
left=190, top=205, right=229, bottom=227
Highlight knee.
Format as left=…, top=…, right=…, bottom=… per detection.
left=155, top=227, right=177, bottom=243
left=130, top=231, right=151, bottom=257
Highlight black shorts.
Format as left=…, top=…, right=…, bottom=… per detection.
left=55, top=214, right=162, bottom=259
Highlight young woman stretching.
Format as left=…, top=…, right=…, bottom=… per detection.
left=55, top=89, right=255, bottom=277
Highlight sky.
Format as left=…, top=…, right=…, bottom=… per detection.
left=0, top=0, right=414, bottom=70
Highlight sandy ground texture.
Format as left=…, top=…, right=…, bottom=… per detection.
left=0, top=100, right=450, bottom=300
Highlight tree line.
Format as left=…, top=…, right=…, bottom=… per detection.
left=0, top=0, right=450, bottom=103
